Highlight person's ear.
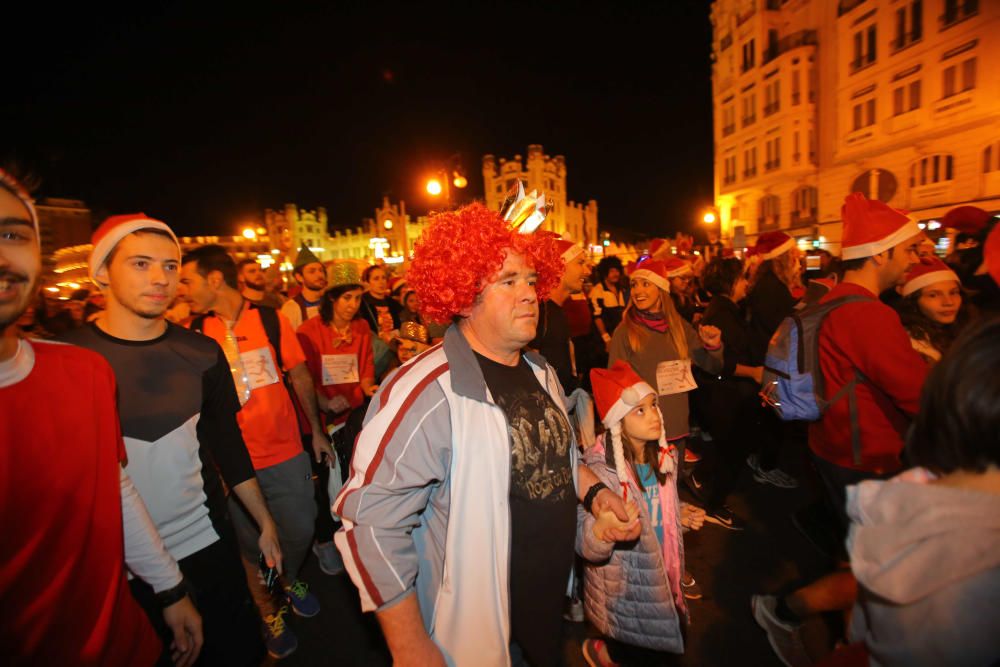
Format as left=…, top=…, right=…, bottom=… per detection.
left=207, top=270, right=224, bottom=290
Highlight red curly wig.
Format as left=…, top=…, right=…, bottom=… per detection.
left=408, top=202, right=564, bottom=324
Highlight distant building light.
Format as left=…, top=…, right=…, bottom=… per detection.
left=383, top=256, right=405, bottom=264
left=383, top=219, right=393, bottom=230
left=309, top=247, right=325, bottom=253
left=46, top=286, right=60, bottom=293
left=918, top=222, right=927, bottom=230
left=602, top=239, right=610, bottom=247
left=242, top=228, right=256, bottom=240
left=271, top=248, right=281, bottom=254
left=927, top=220, right=941, bottom=231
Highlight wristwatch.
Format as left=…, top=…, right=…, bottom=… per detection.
left=155, top=578, right=191, bottom=609
left=583, top=482, right=609, bottom=514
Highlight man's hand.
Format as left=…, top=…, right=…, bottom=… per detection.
left=362, top=382, right=379, bottom=398
left=327, top=394, right=351, bottom=414
left=312, top=432, right=335, bottom=464
left=697, top=324, right=722, bottom=348
left=593, top=501, right=640, bottom=542
left=592, top=488, right=641, bottom=541
left=162, top=595, right=203, bottom=667
left=681, top=503, right=706, bottom=531
left=259, top=520, right=284, bottom=575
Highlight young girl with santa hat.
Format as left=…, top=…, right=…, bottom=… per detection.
left=578, top=361, right=705, bottom=667
left=894, top=257, right=969, bottom=364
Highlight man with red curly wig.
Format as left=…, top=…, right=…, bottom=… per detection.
left=334, top=202, right=636, bottom=667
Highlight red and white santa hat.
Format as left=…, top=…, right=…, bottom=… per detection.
left=0, top=168, right=39, bottom=246
left=663, top=257, right=693, bottom=278
left=942, top=205, right=992, bottom=237
left=752, top=231, right=796, bottom=261
left=590, top=361, right=673, bottom=499
left=554, top=238, right=585, bottom=263
left=649, top=238, right=671, bottom=260
left=901, top=257, right=959, bottom=297
left=984, top=222, right=1000, bottom=287
left=627, top=259, right=671, bottom=293
left=840, top=192, right=920, bottom=260
left=89, top=213, right=180, bottom=285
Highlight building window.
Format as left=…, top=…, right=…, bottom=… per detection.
left=758, top=194, right=780, bottom=230
left=723, top=155, right=738, bottom=185
left=742, top=94, right=756, bottom=127
left=764, top=81, right=780, bottom=116
left=765, top=137, right=782, bottom=171
left=852, top=98, right=876, bottom=130
left=742, top=39, right=756, bottom=72
left=851, top=24, right=877, bottom=72
left=943, top=57, right=976, bottom=97
left=893, top=1, right=923, bottom=51
left=808, top=129, right=816, bottom=163
left=792, top=70, right=801, bottom=105
left=910, top=154, right=955, bottom=187
left=744, top=147, right=758, bottom=178
left=984, top=142, right=1000, bottom=173
left=722, top=105, right=736, bottom=136
left=941, top=0, right=979, bottom=29
left=791, top=186, right=818, bottom=226
left=892, top=79, right=921, bottom=114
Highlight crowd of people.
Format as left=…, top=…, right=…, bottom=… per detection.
left=3, top=162, right=1000, bottom=667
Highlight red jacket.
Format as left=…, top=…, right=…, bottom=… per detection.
left=808, top=282, right=927, bottom=473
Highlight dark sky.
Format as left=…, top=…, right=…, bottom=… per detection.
left=4, top=2, right=714, bottom=239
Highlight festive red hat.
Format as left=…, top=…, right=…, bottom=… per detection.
left=649, top=238, right=671, bottom=259
left=662, top=257, right=693, bottom=278
left=984, top=222, right=1000, bottom=287
left=627, top=259, right=671, bottom=293
left=840, top=192, right=920, bottom=260
left=590, top=362, right=672, bottom=496
left=89, top=214, right=179, bottom=285
left=753, top=231, right=795, bottom=261
left=0, top=168, right=39, bottom=245
left=942, top=205, right=992, bottom=236
left=554, top=238, right=585, bottom=262
left=901, top=257, right=959, bottom=297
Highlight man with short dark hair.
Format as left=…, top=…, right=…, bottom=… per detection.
left=64, top=214, right=282, bottom=665
left=0, top=170, right=202, bottom=666
left=280, top=246, right=327, bottom=330
left=239, top=258, right=283, bottom=309
left=179, top=244, right=331, bottom=658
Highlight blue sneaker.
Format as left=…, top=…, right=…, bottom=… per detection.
left=263, top=606, right=298, bottom=659
left=284, top=579, right=320, bottom=618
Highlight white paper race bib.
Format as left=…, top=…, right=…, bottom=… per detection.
left=656, top=359, right=697, bottom=396
left=239, top=347, right=280, bottom=390
left=321, top=354, right=360, bottom=386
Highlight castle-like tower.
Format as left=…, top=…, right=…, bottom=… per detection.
left=482, top=144, right=599, bottom=246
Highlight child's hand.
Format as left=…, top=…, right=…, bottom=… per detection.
left=681, top=503, right=706, bottom=531
left=592, top=501, right=640, bottom=543
left=697, top=324, right=722, bottom=349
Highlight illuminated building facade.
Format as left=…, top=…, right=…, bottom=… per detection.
left=711, top=0, right=1000, bottom=252
left=482, top=144, right=600, bottom=246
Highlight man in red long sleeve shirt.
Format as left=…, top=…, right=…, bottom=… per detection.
left=752, top=193, right=927, bottom=667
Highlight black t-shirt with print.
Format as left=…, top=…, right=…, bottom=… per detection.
left=475, top=352, right=576, bottom=667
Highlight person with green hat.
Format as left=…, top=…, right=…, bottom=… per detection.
left=281, top=246, right=327, bottom=330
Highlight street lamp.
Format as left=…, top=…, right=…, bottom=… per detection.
left=424, top=154, right=468, bottom=207
left=426, top=179, right=443, bottom=196
left=242, top=228, right=257, bottom=240
left=703, top=212, right=716, bottom=224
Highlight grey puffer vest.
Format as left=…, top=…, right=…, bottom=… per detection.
left=576, top=438, right=687, bottom=653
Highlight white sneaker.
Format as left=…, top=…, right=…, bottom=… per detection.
left=747, top=454, right=799, bottom=488
left=751, top=595, right=811, bottom=667
left=563, top=596, right=585, bottom=622
left=312, top=540, right=344, bottom=576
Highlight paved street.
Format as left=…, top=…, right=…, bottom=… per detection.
left=270, top=438, right=836, bottom=666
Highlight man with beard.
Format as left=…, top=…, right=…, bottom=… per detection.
left=63, top=214, right=283, bottom=664
left=239, top=258, right=283, bottom=309
left=0, top=170, right=202, bottom=666
left=280, top=247, right=327, bottom=330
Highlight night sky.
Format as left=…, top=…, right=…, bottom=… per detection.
left=4, top=2, right=714, bottom=239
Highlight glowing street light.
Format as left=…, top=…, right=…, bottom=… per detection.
left=426, top=179, right=443, bottom=196
left=383, top=219, right=394, bottom=230
left=703, top=212, right=717, bottom=224
left=242, top=228, right=257, bottom=240
left=452, top=174, right=468, bottom=189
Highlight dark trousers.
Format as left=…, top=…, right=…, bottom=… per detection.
left=606, top=637, right=682, bottom=666
left=811, top=452, right=892, bottom=544
left=702, top=390, right=761, bottom=511
left=130, top=524, right=264, bottom=667
left=303, top=432, right=338, bottom=543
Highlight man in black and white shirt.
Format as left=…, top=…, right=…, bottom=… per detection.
left=64, top=214, right=283, bottom=666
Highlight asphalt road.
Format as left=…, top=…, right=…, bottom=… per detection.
left=267, top=438, right=836, bottom=666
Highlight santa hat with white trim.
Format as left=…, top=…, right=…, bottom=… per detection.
left=649, top=238, right=671, bottom=260
left=982, top=222, right=1000, bottom=287
left=0, top=168, right=39, bottom=246
left=89, top=213, right=180, bottom=286
left=554, top=238, right=585, bottom=263
left=901, top=257, right=959, bottom=297
left=590, top=361, right=674, bottom=500
left=752, top=231, right=796, bottom=261
left=662, top=257, right=693, bottom=278
left=840, top=192, right=921, bottom=261
left=627, top=259, right=671, bottom=293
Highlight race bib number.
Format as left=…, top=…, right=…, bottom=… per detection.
left=656, top=359, right=697, bottom=396
left=321, top=354, right=360, bottom=386
left=239, top=347, right=280, bottom=390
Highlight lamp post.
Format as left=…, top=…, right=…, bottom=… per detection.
left=424, top=154, right=468, bottom=208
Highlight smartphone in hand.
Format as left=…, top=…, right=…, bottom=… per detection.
left=258, top=552, right=280, bottom=595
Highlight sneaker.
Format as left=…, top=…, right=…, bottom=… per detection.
left=683, top=447, right=701, bottom=464
left=313, top=540, right=345, bottom=576
left=284, top=580, right=320, bottom=618
left=563, top=596, right=585, bottom=623
left=682, top=570, right=703, bottom=600
left=684, top=472, right=708, bottom=503
left=747, top=454, right=799, bottom=489
left=263, top=606, right=298, bottom=659
left=581, top=638, right=620, bottom=667
left=750, top=595, right=812, bottom=667
left=704, top=505, right=745, bottom=530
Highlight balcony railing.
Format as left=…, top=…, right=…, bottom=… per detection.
left=742, top=115, right=756, bottom=127
left=838, top=0, right=867, bottom=17
left=891, top=31, right=922, bottom=53
left=764, top=160, right=782, bottom=172
left=790, top=210, right=818, bottom=228
left=764, top=102, right=780, bottom=116
left=941, top=0, right=979, bottom=29
left=723, top=175, right=737, bottom=186
left=722, top=124, right=735, bottom=136
left=762, top=30, right=818, bottom=65
left=743, top=169, right=758, bottom=179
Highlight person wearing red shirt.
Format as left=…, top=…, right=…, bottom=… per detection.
left=0, top=168, right=202, bottom=667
